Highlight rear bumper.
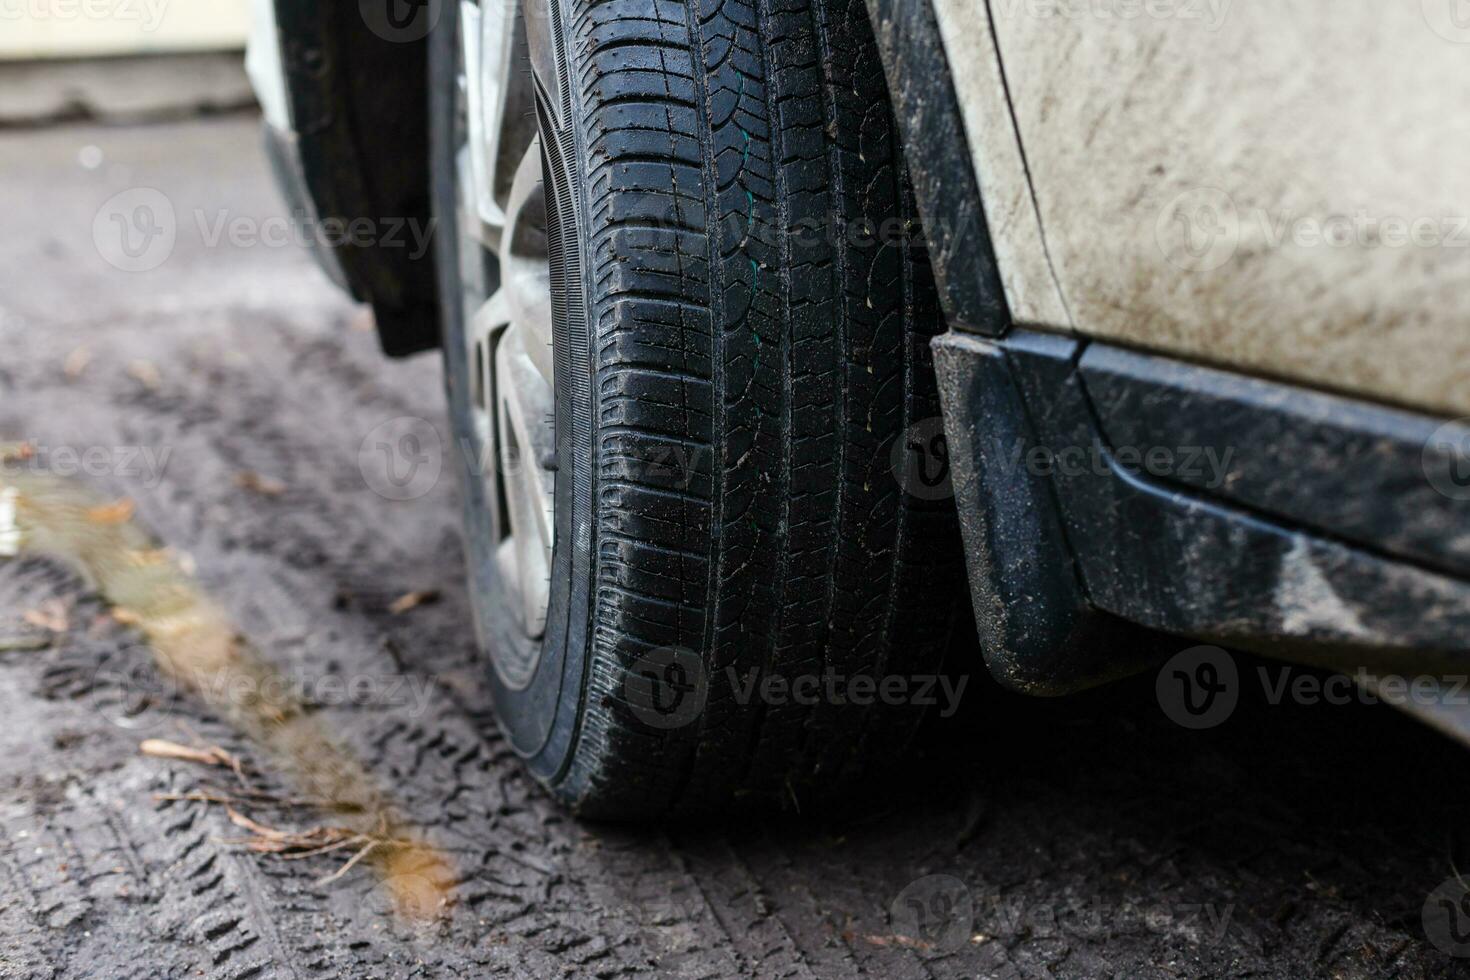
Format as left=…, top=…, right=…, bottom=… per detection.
left=935, top=327, right=1470, bottom=695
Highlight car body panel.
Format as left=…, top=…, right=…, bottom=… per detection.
left=930, top=0, right=1071, bottom=329
left=934, top=0, right=1470, bottom=417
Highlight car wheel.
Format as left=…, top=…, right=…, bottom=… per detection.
left=430, top=0, right=962, bottom=817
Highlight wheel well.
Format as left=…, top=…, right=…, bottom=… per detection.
left=272, top=2, right=441, bottom=356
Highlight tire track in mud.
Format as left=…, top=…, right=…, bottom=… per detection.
left=1, top=470, right=458, bottom=908
left=0, top=301, right=756, bottom=978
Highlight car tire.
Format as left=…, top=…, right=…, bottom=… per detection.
left=430, top=0, right=963, bottom=817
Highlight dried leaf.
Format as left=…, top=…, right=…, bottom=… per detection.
left=0, top=634, right=51, bottom=652
left=140, top=739, right=235, bottom=769
left=127, top=360, right=162, bottom=390
left=316, top=840, right=379, bottom=885
left=63, top=347, right=91, bottom=380
left=389, top=590, right=440, bottom=615
left=235, top=472, right=287, bottom=497
left=86, top=498, right=135, bottom=525
left=22, top=598, right=69, bottom=633
left=225, top=807, right=295, bottom=840
left=126, top=548, right=171, bottom=568
left=863, top=934, right=935, bottom=952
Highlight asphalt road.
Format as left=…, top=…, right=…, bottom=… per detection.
left=2, top=114, right=1470, bottom=980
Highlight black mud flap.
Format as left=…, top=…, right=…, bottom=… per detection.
left=935, top=328, right=1470, bottom=694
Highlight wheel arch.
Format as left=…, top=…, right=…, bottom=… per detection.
left=256, top=0, right=442, bottom=356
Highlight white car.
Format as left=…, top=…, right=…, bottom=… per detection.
left=249, top=0, right=1470, bottom=815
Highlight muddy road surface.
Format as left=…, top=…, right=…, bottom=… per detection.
left=1, top=116, right=1469, bottom=979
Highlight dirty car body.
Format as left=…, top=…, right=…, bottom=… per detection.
left=867, top=0, right=1470, bottom=702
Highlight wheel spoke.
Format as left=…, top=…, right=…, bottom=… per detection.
left=466, top=290, right=510, bottom=429
left=500, top=141, right=554, bottom=386
left=460, top=1, right=501, bottom=228
left=495, top=322, right=554, bottom=637
left=455, top=0, right=557, bottom=646
left=460, top=0, right=541, bottom=256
